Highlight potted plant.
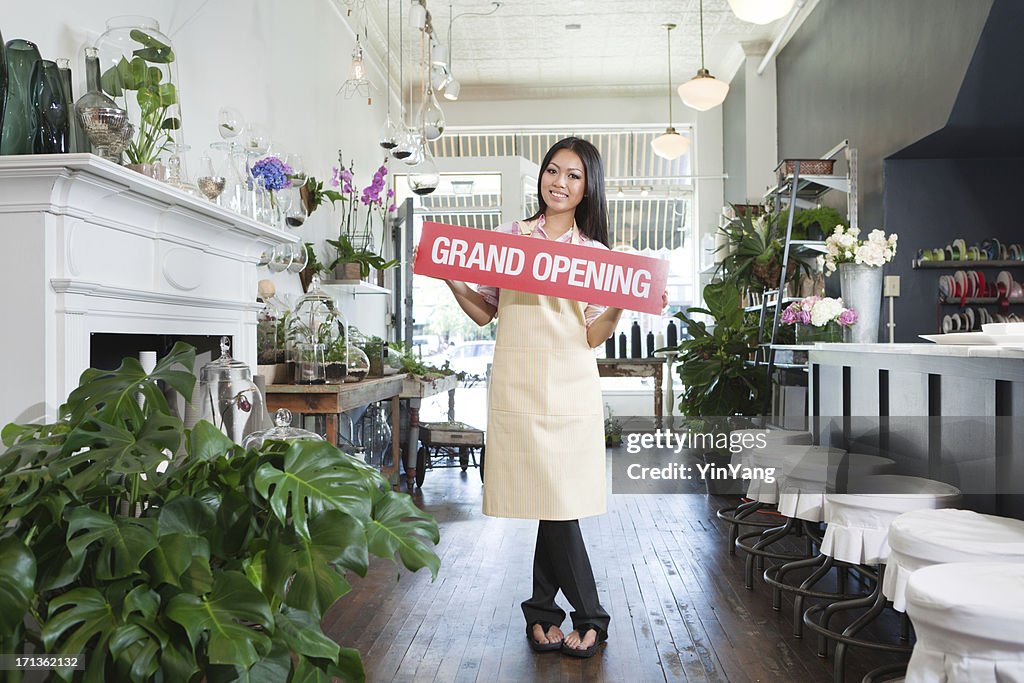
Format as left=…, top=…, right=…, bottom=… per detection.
left=299, top=242, right=330, bottom=293
left=324, top=333, right=348, bottom=383
left=363, top=337, right=386, bottom=377
left=99, top=26, right=180, bottom=173
left=779, top=205, right=846, bottom=241
left=298, top=174, right=344, bottom=216
left=0, top=343, right=440, bottom=681
left=717, top=207, right=807, bottom=292
left=604, top=406, right=623, bottom=447
left=325, top=157, right=399, bottom=281
left=674, top=281, right=766, bottom=494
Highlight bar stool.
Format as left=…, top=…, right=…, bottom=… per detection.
left=735, top=445, right=847, bottom=590
left=802, top=474, right=961, bottom=683
left=904, top=562, right=1024, bottom=682
left=763, top=449, right=896, bottom=637
left=716, top=429, right=813, bottom=556
left=883, top=508, right=1024, bottom=613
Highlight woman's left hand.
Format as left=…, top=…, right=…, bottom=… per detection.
left=661, top=290, right=669, bottom=312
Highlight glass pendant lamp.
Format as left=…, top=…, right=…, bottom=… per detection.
left=678, top=0, right=730, bottom=111
left=650, top=23, right=689, bottom=161
left=727, top=0, right=796, bottom=24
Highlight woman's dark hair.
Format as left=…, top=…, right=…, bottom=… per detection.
left=528, top=137, right=609, bottom=247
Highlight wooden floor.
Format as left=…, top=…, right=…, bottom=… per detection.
left=323, top=449, right=907, bottom=683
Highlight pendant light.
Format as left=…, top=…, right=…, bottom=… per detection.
left=379, top=0, right=399, bottom=149
left=678, top=0, right=730, bottom=111
left=407, top=20, right=439, bottom=195
left=650, top=23, right=689, bottom=161
left=418, top=85, right=445, bottom=141
left=409, top=0, right=427, bottom=29
left=727, top=0, right=795, bottom=24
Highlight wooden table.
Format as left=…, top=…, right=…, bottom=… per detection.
left=265, top=374, right=408, bottom=484
left=597, top=357, right=672, bottom=421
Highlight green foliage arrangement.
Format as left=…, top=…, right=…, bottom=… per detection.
left=716, top=208, right=804, bottom=292
left=674, top=281, right=766, bottom=417
left=299, top=177, right=345, bottom=216
left=0, top=343, right=440, bottom=682
left=326, top=235, right=399, bottom=280
left=100, top=29, right=180, bottom=165
left=778, top=205, right=846, bottom=241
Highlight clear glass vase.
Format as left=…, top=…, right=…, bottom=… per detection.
left=95, top=16, right=184, bottom=167
left=796, top=321, right=844, bottom=343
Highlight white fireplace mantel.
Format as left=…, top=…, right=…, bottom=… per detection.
left=0, top=154, right=296, bottom=426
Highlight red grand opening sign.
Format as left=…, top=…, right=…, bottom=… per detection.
left=413, top=221, right=669, bottom=314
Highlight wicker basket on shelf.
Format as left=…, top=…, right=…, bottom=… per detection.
left=776, top=159, right=835, bottom=184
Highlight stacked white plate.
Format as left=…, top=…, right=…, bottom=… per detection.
left=921, top=321, right=1024, bottom=346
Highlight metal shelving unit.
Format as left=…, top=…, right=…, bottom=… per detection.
left=757, top=141, right=859, bottom=394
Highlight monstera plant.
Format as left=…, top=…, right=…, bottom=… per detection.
left=0, top=343, right=440, bottom=682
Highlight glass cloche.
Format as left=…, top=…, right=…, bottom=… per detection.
left=198, top=336, right=266, bottom=444
left=241, top=408, right=325, bottom=450
left=287, top=273, right=347, bottom=384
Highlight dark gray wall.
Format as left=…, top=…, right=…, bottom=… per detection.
left=723, top=65, right=747, bottom=205
left=776, top=0, right=993, bottom=229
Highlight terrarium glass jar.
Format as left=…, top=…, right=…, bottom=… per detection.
left=241, top=408, right=324, bottom=450
left=95, top=16, right=184, bottom=168
left=287, top=273, right=346, bottom=384
left=197, top=336, right=266, bottom=443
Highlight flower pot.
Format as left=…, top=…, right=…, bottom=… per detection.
left=126, top=162, right=167, bottom=180
left=796, top=321, right=844, bottom=343
left=838, top=262, right=882, bottom=343
left=333, top=261, right=362, bottom=282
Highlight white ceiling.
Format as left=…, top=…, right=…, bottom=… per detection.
left=337, top=0, right=811, bottom=101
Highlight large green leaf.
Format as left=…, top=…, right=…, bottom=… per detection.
left=106, top=585, right=163, bottom=682
left=0, top=537, right=35, bottom=636
left=59, top=413, right=182, bottom=495
left=265, top=511, right=364, bottom=617
left=365, top=490, right=440, bottom=579
left=166, top=571, right=273, bottom=669
left=41, top=587, right=116, bottom=680
left=254, top=440, right=373, bottom=540
left=274, top=607, right=340, bottom=661
left=130, top=28, right=175, bottom=64
left=61, top=342, right=195, bottom=427
left=187, top=421, right=237, bottom=464
left=63, top=509, right=158, bottom=584
left=143, top=497, right=215, bottom=587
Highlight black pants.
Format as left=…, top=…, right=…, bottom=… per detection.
left=521, top=519, right=611, bottom=636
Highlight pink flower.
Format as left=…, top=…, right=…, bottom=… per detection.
left=781, top=302, right=800, bottom=325
left=838, top=308, right=859, bottom=326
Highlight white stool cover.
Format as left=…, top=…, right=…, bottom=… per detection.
left=883, top=508, right=1024, bottom=612
left=820, top=475, right=961, bottom=565
left=777, top=449, right=894, bottom=523
left=905, top=562, right=1024, bottom=683
left=736, top=429, right=812, bottom=505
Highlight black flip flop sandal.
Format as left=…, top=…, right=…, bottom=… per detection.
left=527, top=622, right=563, bottom=653
left=560, top=624, right=607, bottom=658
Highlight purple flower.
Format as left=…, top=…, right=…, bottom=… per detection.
left=251, top=156, right=293, bottom=191
left=838, top=308, right=859, bottom=326
left=781, top=302, right=800, bottom=325
left=330, top=166, right=340, bottom=188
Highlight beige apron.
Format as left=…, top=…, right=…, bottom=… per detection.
left=482, top=219, right=607, bottom=520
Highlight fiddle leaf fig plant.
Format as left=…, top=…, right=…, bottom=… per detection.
left=100, top=29, right=181, bottom=165
left=0, top=342, right=440, bottom=682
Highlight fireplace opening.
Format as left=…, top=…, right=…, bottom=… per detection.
left=89, top=333, right=225, bottom=372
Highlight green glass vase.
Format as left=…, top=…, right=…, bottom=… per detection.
left=1, top=38, right=41, bottom=155
left=31, top=59, right=70, bottom=153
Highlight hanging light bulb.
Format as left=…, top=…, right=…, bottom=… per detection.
left=727, top=0, right=796, bottom=24
left=408, top=143, right=439, bottom=195
left=338, top=36, right=372, bottom=103
left=650, top=23, right=690, bottom=161
left=418, top=86, right=445, bottom=141
left=678, top=0, right=729, bottom=111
